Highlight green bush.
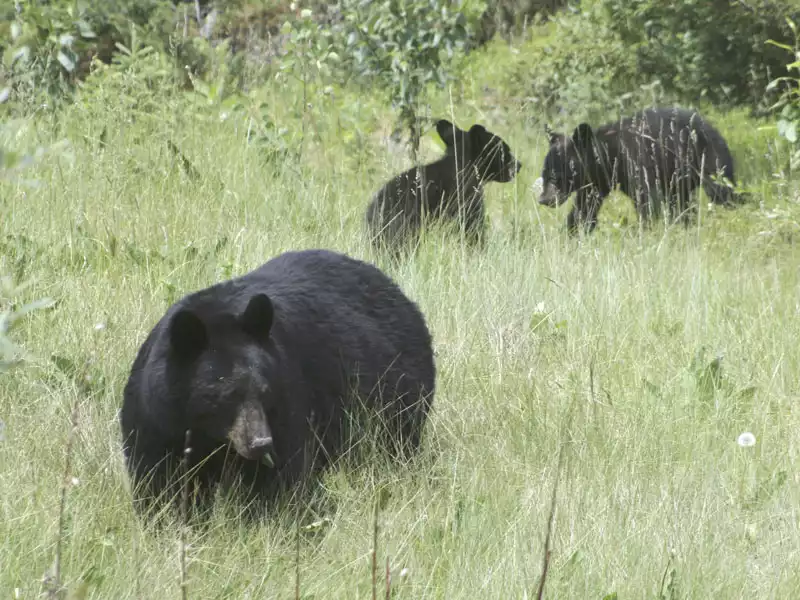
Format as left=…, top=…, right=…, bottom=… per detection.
left=767, top=19, right=800, bottom=171
left=488, top=2, right=643, bottom=124
left=1, top=0, right=214, bottom=107
left=482, top=0, right=798, bottom=125
left=288, top=0, right=481, bottom=160
left=477, top=0, right=567, bottom=42
left=599, top=0, right=798, bottom=108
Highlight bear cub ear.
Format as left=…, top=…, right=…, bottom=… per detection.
left=436, top=119, right=462, bottom=148
left=169, top=310, right=208, bottom=360
left=571, top=123, right=595, bottom=153
left=241, top=293, right=273, bottom=343
left=469, top=124, right=491, bottom=146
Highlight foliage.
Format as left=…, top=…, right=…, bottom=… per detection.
left=278, top=5, right=341, bottom=136
left=0, top=122, right=58, bottom=372
left=0, top=0, right=219, bottom=107
left=477, top=0, right=566, bottom=41
left=767, top=19, right=800, bottom=171
left=2, top=0, right=98, bottom=105
left=598, top=0, right=798, bottom=108
left=330, top=0, right=480, bottom=159
left=488, top=2, right=643, bottom=124
left=485, top=0, right=798, bottom=124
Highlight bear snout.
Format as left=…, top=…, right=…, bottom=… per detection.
left=538, top=182, right=563, bottom=206
left=248, top=436, right=274, bottom=458
left=227, top=397, right=274, bottom=461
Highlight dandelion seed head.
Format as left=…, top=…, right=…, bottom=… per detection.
left=737, top=432, right=756, bottom=447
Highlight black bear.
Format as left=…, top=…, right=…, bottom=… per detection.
left=366, top=119, right=521, bottom=251
left=120, top=249, right=435, bottom=516
left=538, top=107, right=747, bottom=234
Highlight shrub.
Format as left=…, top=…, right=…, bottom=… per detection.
left=767, top=19, right=800, bottom=171
left=490, top=3, right=643, bottom=124
left=599, top=0, right=798, bottom=109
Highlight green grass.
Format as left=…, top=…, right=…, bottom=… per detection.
left=2, top=38, right=800, bottom=599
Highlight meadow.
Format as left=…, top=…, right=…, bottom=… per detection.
left=2, top=29, right=800, bottom=599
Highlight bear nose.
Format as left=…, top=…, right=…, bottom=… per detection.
left=250, top=436, right=273, bottom=452
left=247, top=436, right=274, bottom=461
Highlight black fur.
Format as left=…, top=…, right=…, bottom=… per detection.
left=539, top=107, right=747, bottom=234
left=366, top=119, right=521, bottom=250
left=120, top=249, right=435, bottom=516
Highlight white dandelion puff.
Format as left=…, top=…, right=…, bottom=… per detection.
left=737, top=432, right=756, bottom=447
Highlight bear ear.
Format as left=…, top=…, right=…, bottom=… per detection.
left=572, top=123, right=595, bottom=154
left=241, top=293, right=273, bottom=342
left=436, top=119, right=461, bottom=148
left=469, top=124, right=491, bottom=146
left=169, top=310, right=208, bottom=360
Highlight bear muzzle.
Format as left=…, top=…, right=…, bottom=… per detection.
left=538, top=182, right=565, bottom=207
left=227, top=398, right=276, bottom=463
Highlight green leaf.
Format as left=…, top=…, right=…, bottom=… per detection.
left=778, top=119, right=798, bottom=143
left=766, top=40, right=793, bottom=51
left=77, top=20, right=96, bottom=39
left=57, top=51, right=75, bottom=72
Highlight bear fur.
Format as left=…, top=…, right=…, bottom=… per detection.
left=366, top=119, right=521, bottom=251
left=538, top=107, right=747, bottom=234
left=120, top=249, right=435, bottom=515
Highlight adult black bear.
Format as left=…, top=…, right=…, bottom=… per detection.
left=366, top=119, right=521, bottom=251
left=538, top=107, right=747, bottom=234
left=120, top=249, right=435, bottom=516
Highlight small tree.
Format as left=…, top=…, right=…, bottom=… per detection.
left=338, top=0, right=476, bottom=162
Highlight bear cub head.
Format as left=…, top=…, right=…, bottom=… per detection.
left=538, top=123, right=597, bottom=207
left=166, top=293, right=278, bottom=466
left=435, top=119, right=521, bottom=184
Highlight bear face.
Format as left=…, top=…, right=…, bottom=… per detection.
left=538, top=123, right=595, bottom=207
left=436, top=119, right=521, bottom=183
left=164, top=293, right=278, bottom=466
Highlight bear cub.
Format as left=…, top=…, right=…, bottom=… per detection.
left=539, top=106, right=747, bottom=234
left=120, top=249, right=436, bottom=516
left=366, top=119, right=521, bottom=251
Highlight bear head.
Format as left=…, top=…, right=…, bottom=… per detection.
left=538, top=123, right=597, bottom=207
left=165, top=293, right=279, bottom=466
left=435, top=119, right=522, bottom=183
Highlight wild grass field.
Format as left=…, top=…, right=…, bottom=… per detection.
left=2, top=26, right=800, bottom=599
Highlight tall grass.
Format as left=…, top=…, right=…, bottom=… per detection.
left=1, top=41, right=800, bottom=598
